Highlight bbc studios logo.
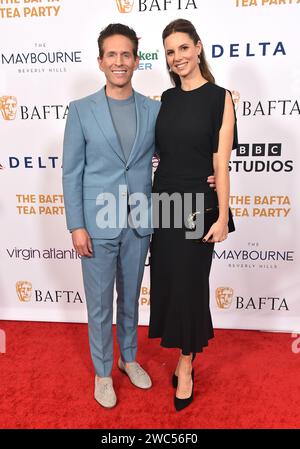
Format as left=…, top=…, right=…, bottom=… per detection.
left=15, top=280, right=84, bottom=304
left=230, top=143, right=293, bottom=174
left=215, top=287, right=289, bottom=311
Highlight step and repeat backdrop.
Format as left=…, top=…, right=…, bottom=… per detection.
left=0, top=0, right=299, bottom=332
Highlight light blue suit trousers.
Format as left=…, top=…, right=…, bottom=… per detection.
left=82, top=229, right=150, bottom=377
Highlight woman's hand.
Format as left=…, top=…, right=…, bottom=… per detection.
left=202, top=220, right=228, bottom=243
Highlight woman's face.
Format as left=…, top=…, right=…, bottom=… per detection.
left=164, top=32, right=201, bottom=79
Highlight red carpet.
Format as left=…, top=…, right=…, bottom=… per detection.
left=0, top=320, right=299, bottom=429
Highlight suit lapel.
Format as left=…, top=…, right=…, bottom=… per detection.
left=90, top=88, right=126, bottom=164
left=127, top=91, right=149, bottom=167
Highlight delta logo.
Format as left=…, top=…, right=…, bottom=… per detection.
left=211, top=41, right=286, bottom=58
left=4, top=155, right=62, bottom=170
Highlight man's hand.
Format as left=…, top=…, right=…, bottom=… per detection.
left=207, top=174, right=216, bottom=190
left=72, top=228, right=93, bottom=257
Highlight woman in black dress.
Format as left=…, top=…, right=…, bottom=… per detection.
left=149, top=19, right=237, bottom=411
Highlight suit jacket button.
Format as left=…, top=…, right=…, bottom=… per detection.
left=126, top=167, right=129, bottom=171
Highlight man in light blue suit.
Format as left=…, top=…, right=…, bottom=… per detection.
left=62, top=24, right=160, bottom=408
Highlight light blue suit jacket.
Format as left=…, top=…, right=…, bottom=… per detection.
left=62, top=88, right=161, bottom=238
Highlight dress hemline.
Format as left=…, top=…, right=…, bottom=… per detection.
left=148, top=332, right=214, bottom=354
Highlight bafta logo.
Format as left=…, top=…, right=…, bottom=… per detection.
left=16, top=280, right=32, bottom=302
left=215, top=287, right=233, bottom=309
left=231, top=90, right=240, bottom=111
left=116, top=0, right=134, bottom=13
left=0, top=96, right=17, bottom=120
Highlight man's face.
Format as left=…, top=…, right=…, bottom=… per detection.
left=98, top=34, right=139, bottom=90
left=116, top=0, right=134, bottom=13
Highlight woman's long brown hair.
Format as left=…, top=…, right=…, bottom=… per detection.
left=162, top=19, right=215, bottom=87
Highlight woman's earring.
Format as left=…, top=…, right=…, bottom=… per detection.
left=168, top=66, right=172, bottom=72
left=197, top=55, right=201, bottom=64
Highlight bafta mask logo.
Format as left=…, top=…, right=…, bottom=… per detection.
left=0, top=96, right=17, bottom=120
left=116, top=0, right=134, bottom=13
left=231, top=90, right=240, bottom=111
left=215, top=287, right=234, bottom=309
left=16, top=280, right=32, bottom=302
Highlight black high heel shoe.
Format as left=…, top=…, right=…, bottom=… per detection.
left=174, top=372, right=194, bottom=412
left=172, top=352, right=196, bottom=388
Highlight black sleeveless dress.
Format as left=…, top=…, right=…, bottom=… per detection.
left=148, top=82, right=237, bottom=354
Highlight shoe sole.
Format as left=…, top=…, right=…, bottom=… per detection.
left=94, top=396, right=117, bottom=409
